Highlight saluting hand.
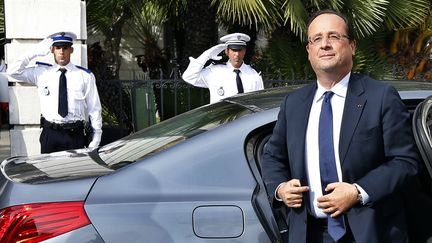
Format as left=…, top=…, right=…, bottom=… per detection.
left=196, top=43, right=228, bottom=65
left=35, top=38, right=54, bottom=57
left=277, top=179, right=309, bottom=208
left=205, top=44, right=228, bottom=60
left=317, top=182, right=359, bottom=218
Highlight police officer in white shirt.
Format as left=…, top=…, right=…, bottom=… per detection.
left=182, top=33, right=264, bottom=103
left=8, top=31, right=103, bottom=153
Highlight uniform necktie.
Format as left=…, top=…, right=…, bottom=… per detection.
left=58, top=68, right=68, bottom=117
left=318, top=91, right=346, bottom=241
left=233, top=69, right=244, bottom=93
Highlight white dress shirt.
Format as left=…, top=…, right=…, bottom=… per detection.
left=182, top=59, right=264, bottom=103
left=305, top=72, right=369, bottom=217
left=305, top=74, right=349, bottom=217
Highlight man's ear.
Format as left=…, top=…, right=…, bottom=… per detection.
left=350, top=40, right=356, bottom=56
left=50, top=46, right=54, bottom=53
left=71, top=47, right=74, bottom=53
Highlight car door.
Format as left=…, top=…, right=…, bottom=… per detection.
left=413, top=96, right=432, bottom=179
left=409, top=96, right=432, bottom=242
left=245, top=123, right=288, bottom=243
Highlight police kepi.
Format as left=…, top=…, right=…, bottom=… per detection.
left=48, top=31, right=77, bottom=46
left=220, top=33, right=251, bottom=50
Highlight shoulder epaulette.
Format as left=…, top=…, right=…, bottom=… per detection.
left=210, top=55, right=228, bottom=65
left=250, top=63, right=262, bottom=75
left=75, top=65, right=92, bottom=74
left=210, top=60, right=227, bottom=66
left=35, top=61, right=52, bottom=66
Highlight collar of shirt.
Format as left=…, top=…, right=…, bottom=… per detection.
left=315, top=72, right=351, bottom=103
left=226, top=61, right=244, bottom=72
left=54, top=62, right=75, bottom=72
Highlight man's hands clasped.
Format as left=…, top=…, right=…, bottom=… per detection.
left=277, top=179, right=359, bottom=217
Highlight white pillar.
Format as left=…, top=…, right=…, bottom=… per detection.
left=4, top=0, right=87, bottom=156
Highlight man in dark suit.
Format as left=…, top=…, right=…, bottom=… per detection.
left=261, top=9, right=420, bottom=243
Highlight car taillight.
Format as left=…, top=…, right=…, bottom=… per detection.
left=0, top=201, right=90, bottom=243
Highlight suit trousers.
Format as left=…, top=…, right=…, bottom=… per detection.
left=307, top=214, right=355, bottom=243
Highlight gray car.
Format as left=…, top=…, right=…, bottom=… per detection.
left=1, top=81, right=432, bottom=243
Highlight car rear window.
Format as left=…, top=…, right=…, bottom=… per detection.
left=97, top=102, right=251, bottom=168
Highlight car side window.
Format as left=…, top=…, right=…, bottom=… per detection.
left=255, top=134, right=271, bottom=175
left=244, top=123, right=274, bottom=175
left=246, top=126, right=290, bottom=241
left=244, top=123, right=287, bottom=242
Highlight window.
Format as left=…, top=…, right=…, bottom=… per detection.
left=98, top=102, right=252, bottom=168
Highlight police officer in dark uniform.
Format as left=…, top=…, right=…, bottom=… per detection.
left=8, top=31, right=102, bottom=153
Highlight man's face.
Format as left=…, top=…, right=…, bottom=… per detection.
left=51, top=45, right=73, bottom=66
left=306, top=13, right=356, bottom=76
left=225, top=48, right=246, bottom=69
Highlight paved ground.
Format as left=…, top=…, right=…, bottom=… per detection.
left=0, top=128, right=10, bottom=162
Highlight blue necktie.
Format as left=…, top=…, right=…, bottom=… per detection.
left=233, top=69, right=244, bottom=93
left=58, top=68, right=68, bottom=117
left=319, top=91, right=346, bottom=241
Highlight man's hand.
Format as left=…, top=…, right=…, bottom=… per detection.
left=88, top=132, right=101, bottom=149
left=317, top=182, right=359, bottom=217
left=205, top=44, right=227, bottom=60
left=35, top=38, right=54, bottom=57
left=196, top=44, right=227, bottom=64
left=277, top=179, right=309, bottom=208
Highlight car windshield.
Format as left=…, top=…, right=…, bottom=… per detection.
left=97, top=102, right=252, bottom=168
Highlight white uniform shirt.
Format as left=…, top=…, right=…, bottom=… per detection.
left=8, top=54, right=103, bottom=143
left=182, top=59, right=264, bottom=103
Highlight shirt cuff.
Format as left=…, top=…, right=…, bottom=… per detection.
left=275, top=183, right=284, bottom=202
left=354, top=183, right=370, bottom=205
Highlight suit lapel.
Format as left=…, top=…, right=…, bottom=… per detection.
left=292, top=84, right=316, bottom=184
left=339, top=74, right=367, bottom=165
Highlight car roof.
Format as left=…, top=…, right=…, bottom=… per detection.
left=223, top=80, right=432, bottom=111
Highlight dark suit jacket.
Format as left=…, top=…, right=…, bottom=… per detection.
left=261, top=74, right=420, bottom=243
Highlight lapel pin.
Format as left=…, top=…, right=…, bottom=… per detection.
left=357, top=104, right=363, bottom=108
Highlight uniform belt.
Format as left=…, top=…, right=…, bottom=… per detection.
left=41, top=117, right=84, bottom=131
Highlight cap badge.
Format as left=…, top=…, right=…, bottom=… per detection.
left=43, top=87, right=50, bottom=96
left=217, top=87, right=225, bottom=96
